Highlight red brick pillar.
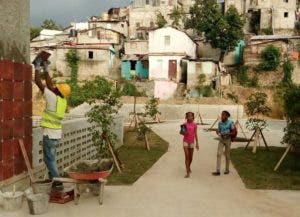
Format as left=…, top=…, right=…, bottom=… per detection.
left=0, top=60, right=32, bottom=181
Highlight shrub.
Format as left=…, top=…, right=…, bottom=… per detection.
left=261, top=27, right=273, bottom=35
left=259, top=45, right=281, bottom=71
left=295, top=21, right=300, bottom=35
left=281, top=59, right=294, bottom=86
left=248, top=76, right=259, bottom=87
left=245, top=92, right=271, bottom=131
left=122, top=82, right=138, bottom=96
left=144, top=97, right=161, bottom=120
left=237, top=65, right=249, bottom=86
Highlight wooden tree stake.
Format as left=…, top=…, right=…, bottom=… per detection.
left=105, top=137, right=122, bottom=173
left=19, top=139, right=35, bottom=183
left=274, top=144, right=292, bottom=171
left=144, top=134, right=150, bottom=151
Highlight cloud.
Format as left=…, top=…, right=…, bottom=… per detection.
left=30, top=0, right=131, bottom=26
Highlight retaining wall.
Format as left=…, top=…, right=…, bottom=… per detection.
left=120, top=104, right=244, bottom=122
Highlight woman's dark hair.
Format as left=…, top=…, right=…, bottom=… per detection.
left=185, top=112, right=195, bottom=119
left=222, top=110, right=231, bottom=117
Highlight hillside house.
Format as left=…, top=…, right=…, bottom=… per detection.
left=88, top=17, right=129, bottom=37
left=220, top=0, right=297, bottom=35
left=129, top=0, right=180, bottom=39
left=122, top=40, right=149, bottom=80
left=77, top=27, right=125, bottom=45
left=54, top=44, right=116, bottom=81
left=149, top=27, right=197, bottom=99
left=244, top=35, right=300, bottom=84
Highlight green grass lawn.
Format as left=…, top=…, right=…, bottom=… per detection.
left=107, top=127, right=169, bottom=185
left=231, top=147, right=300, bottom=190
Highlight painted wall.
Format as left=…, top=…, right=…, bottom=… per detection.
left=149, top=27, right=196, bottom=59
left=125, top=40, right=148, bottom=55
left=121, top=61, right=132, bottom=80
left=154, top=80, right=178, bottom=100
left=149, top=55, right=184, bottom=81
left=121, top=60, right=149, bottom=80
left=89, top=21, right=128, bottom=37
left=77, top=29, right=120, bottom=45
left=187, top=61, right=218, bottom=89
left=55, top=48, right=113, bottom=80
left=0, top=0, right=30, bottom=63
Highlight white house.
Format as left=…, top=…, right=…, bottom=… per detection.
left=148, top=27, right=196, bottom=99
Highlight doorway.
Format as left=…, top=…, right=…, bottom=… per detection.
left=168, top=60, right=177, bottom=81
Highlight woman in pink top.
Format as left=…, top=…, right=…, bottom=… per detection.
left=181, top=112, right=199, bottom=178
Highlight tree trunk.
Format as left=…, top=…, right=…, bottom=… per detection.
left=219, top=50, right=226, bottom=63
left=252, top=128, right=259, bottom=154
left=217, top=50, right=226, bottom=98
left=144, top=134, right=150, bottom=151
left=133, top=96, right=137, bottom=128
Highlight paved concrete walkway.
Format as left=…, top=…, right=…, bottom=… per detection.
left=3, top=121, right=300, bottom=217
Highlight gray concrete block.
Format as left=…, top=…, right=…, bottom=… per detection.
left=32, top=116, right=124, bottom=176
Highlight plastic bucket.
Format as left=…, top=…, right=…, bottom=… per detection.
left=32, top=180, right=53, bottom=194
left=27, top=193, right=49, bottom=215
left=0, top=191, right=24, bottom=211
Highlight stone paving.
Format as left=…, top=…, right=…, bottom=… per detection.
left=2, top=120, right=300, bottom=217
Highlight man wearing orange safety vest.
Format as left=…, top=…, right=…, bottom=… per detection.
left=34, top=57, right=71, bottom=190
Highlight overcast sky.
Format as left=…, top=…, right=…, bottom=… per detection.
left=30, top=0, right=131, bottom=27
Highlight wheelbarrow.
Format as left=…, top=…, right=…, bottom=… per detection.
left=53, top=160, right=113, bottom=205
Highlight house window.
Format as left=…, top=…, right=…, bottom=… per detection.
left=136, top=22, right=141, bottom=28
left=88, top=51, right=94, bottom=59
left=161, top=0, right=166, bottom=5
left=283, top=0, right=288, bottom=2
left=157, top=59, right=163, bottom=70
left=164, top=35, right=171, bottom=46
left=146, top=0, right=150, bottom=5
left=284, top=12, right=289, bottom=18
left=153, top=0, right=160, bottom=6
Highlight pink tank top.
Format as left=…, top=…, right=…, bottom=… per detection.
left=183, top=122, right=197, bottom=143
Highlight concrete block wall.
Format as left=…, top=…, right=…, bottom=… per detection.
left=0, top=60, right=33, bottom=182
left=120, top=104, right=244, bottom=123
left=32, top=116, right=124, bottom=179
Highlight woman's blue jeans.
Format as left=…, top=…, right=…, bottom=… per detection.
left=43, top=135, right=60, bottom=179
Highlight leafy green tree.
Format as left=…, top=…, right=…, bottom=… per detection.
left=30, top=27, right=41, bottom=40
left=245, top=92, right=271, bottom=131
left=41, top=19, right=62, bottom=30
left=169, top=6, right=185, bottom=27
left=295, top=21, right=300, bottom=35
left=282, top=85, right=300, bottom=147
left=65, top=49, right=80, bottom=86
left=259, top=45, right=281, bottom=71
left=156, top=12, right=167, bottom=28
left=185, top=0, right=244, bottom=61
left=86, top=77, right=123, bottom=171
left=282, top=59, right=294, bottom=86
left=144, top=96, right=161, bottom=121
